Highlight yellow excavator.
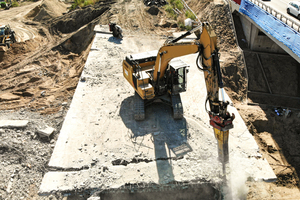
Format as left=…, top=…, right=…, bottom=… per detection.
left=0, top=24, right=16, bottom=49
left=122, top=22, right=235, bottom=163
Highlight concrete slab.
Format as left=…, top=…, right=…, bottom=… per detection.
left=94, top=24, right=110, bottom=34
left=0, top=120, right=28, bottom=128
left=39, top=28, right=276, bottom=197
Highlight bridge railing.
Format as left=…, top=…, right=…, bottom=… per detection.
left=247, top=0, right=300, bottom=33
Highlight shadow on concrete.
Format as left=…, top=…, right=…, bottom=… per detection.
left=108, top=36, right=122, bottom=44
left=119, top=96, right=193, bottom=184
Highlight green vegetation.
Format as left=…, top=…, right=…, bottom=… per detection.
left=165, top=4, right=174, bottom=14
left=164, top=4, right=177, bottom=19
left=70, top=0, right=97, bottom=9
left=185, top=10, right=196, bottom=20
left=165, top=0, right=197, bottom=29
left=164, top=0, right=184, bottom=19
left=178, top=21, right=185, bottom=30
left=171, top=0, right=183, bottom=10
left=12, top=0, right=19, bottom=7
left=185, top=25, right=192, bottom=31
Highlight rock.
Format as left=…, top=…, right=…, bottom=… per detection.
left=37, top=127, right=55, bottom=137
left=41, top=91, right=46, bottom=97
left=147, top=6, right=160, bottom=15
left=80, top=77, right=86, bottom=82
left=0, top=120, right=29, bottom=128
left=48, top=194, right=57, bottom=200
left=30, top=131, right=35, bottom=137
left=159, top=19, right=177, bottom=28
left=184, top=18, right=194, bottom=27
left=6, top=180, right=13, bottom=193
left=90, top=196, right=101, bottom=200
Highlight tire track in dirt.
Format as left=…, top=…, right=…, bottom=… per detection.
left=13, top=26, right=36, bottom=42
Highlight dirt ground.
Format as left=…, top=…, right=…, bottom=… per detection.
left=0, top=0, right=299, bottom=199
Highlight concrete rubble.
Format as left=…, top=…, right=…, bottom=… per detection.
left=37, top=127, right=55, bottom=138
left=0, top=120, right=28, bottom=128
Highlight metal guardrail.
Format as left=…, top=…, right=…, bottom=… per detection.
left=248, top=0, right=300, bottom=33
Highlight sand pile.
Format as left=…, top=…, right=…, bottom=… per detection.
left=26, top=0, right=68, bottom=22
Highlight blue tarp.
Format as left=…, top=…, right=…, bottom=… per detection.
left=239, top=0, right=300, bottom=58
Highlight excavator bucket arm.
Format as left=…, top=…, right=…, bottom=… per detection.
left=199, top=23, right=235, bottom=164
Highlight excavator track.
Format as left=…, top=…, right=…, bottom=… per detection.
left=134, top=92, right=145, bottom=121
left=171, top=94, right=183, bottom=120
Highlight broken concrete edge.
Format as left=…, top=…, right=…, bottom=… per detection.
left=254, top=159, right=277, bottom=182
left=0, top=120, right=29, bottom=128
left=94, top=30, right=111, bottom=34
left=247, top=176, right=277, bottom=183
left=38, top=171, right=221, bottom=197
left=94, top=24, right=111, bottom=34
left=262, top=177, right=277, bottom=182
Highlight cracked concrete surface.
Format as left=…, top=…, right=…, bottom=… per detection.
left=39, top=25, right=276, bottom=198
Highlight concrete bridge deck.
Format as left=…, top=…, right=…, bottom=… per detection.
left=39, top=25, right=276, bottom=199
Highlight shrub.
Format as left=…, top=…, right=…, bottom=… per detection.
left=174, top=0, right=183, bottom=10
left=185, top=10, right=196, bottom=20
left=12, top=0, right=19, bottom=7
left=185, top=25, right=192, bottom=31
left=178, top=21, right=185, bottom=30
left=71, top=0, right=96, bottom=9
left=164, top=4, right=177, bottom=19
left=165, top=4, right=174, bottom=14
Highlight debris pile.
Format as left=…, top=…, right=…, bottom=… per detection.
left=0, top=109, right=66, bottom=199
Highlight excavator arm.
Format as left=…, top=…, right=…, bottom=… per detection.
left=163, top=22, right=235, bottom=163
left=198, top=22, right=235, bottom=163
left=153, top=22, right=235, bottom=163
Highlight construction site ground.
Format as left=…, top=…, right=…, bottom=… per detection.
left=0, top=0, right=300, bottom=199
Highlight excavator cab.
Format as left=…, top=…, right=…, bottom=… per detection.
left=167, top=59, right=189, bottom=95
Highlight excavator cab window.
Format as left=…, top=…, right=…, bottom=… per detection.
left=0, top=27, right=5, bottom=36
left=168, top=59, right=188, bottom=95
left=170, top=66, right=187, bottom=94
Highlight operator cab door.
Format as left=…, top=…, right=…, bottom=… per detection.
left=168, top=59, right=189, bottom=95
